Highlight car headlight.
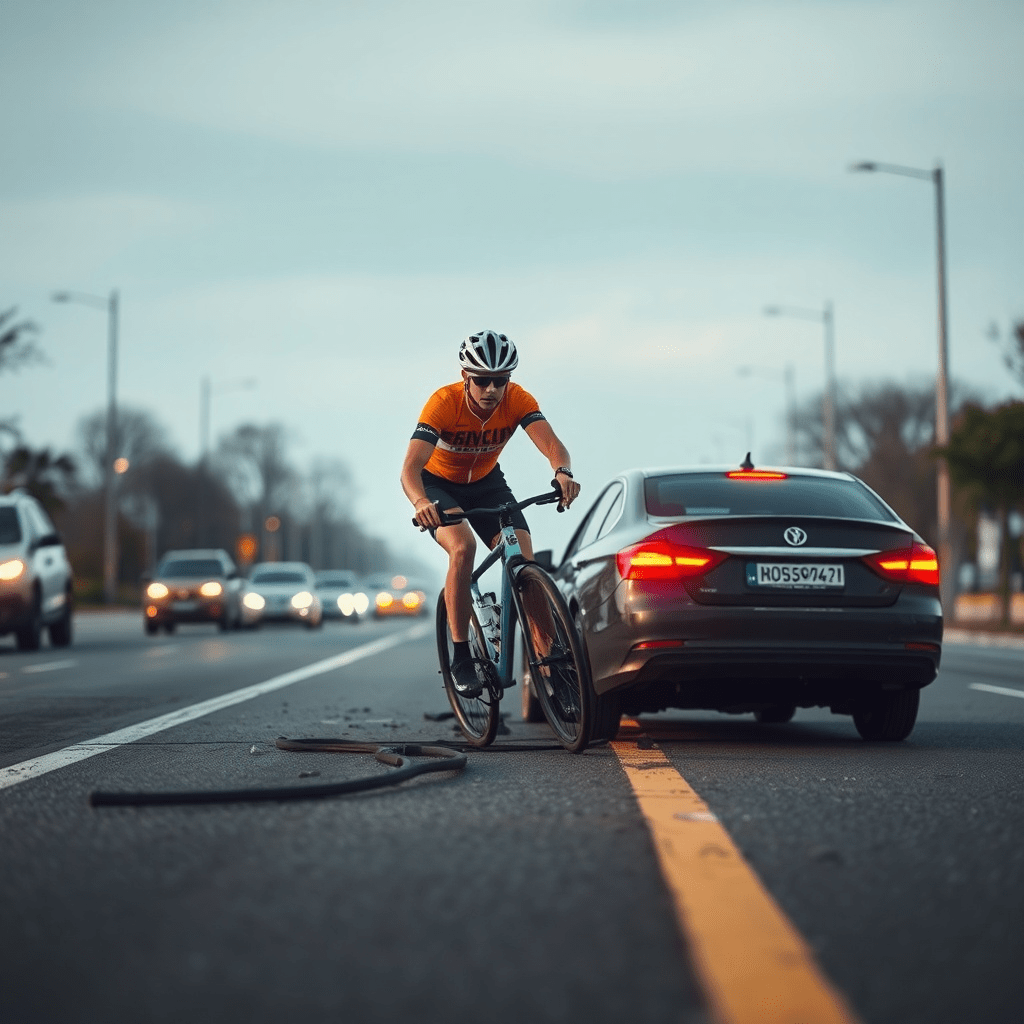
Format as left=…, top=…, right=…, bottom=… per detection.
left=291, top=591, right=314, bottom=610
left=376, top=592, right=394, bottom=609
left=243, top=591, right=265, bottom=611
left=0, top=559, right=26, bottom=581
left=338, top=593, right=355, bottom=616
left=146, top=581, right=170, bottom=599
left=199, top=581, right=223, bottom=597
left=402, top=591, right=421, bottom=609
left=353, top=592, right=369, bottom=615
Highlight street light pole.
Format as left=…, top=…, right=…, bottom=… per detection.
left=52, top=288, right=120, bottom=605
left=763, top=303, right=838, bottom=470
left=850, top=160, right=953, bottom=615
left=737, top=364, right=797, bottom=464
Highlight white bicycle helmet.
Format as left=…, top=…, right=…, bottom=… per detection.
left=458, top=330, right=519, bottom=374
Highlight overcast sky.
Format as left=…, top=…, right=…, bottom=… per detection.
left=3, top=0, right=1022, bottom=572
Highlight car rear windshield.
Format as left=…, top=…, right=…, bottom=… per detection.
left=252, top=570, right=305, bottom=584
left=0, top=508, right=21, bottom=544
left=159, top=559, right=224, bottom=578
left=644, top=473, right=897, bottom=521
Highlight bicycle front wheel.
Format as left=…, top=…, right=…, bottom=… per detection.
left=435, top=591, right=500, bottom=748
left=514, top=564, right=593, bottom=752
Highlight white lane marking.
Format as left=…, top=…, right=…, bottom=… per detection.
left=0, top=623, right=432, bottom=791
left=21, top=659, right=77, bottom=674
left=970, top=682, right=1024, bottom=700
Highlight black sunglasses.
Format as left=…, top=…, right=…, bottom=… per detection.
left=469, top=375, right=510, bottom=389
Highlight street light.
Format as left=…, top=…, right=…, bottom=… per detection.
left=850, top=159, right=952, bottom=614
left=763, top=302, right=837, bottom=470
left=199, top=375, right=257, bottom=462
left=197, top=375, right=256, bottom=547
left=737, top=364, right=797, bottom=464
left=52, top=288, right=120, bottom=605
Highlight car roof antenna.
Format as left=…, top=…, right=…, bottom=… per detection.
left=740, top=452, right=754, bottom=471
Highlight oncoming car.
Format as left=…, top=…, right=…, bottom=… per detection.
left=540, top=461, right=942, bottom=743
left=0, top=490, right=74, bottom=651
left=247, top=562, right=323, bottom=628
left=315, top=569, right=369, bottom=621
left=366, top=573, right=429, bottom=618
left=143, top=549, right=243, bottom=635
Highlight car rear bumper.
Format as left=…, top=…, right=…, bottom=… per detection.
left=586, top=590, right=942, bottom=709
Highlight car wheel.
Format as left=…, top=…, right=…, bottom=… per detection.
left=48, top=595, right=73, bottom=648
left=853, top=688, right=920, bottom=741
left=145, top=619, right=160, bottom=636
left=754, top=704, right=796, bottom=724
left=15, top=593, right=43, bottom=652
left=573, top=612, right=620, bottom=743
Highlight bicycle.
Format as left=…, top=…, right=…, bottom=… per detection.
left=414, top=484, right=594, bottom=753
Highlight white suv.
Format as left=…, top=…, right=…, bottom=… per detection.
left=0, top=490, right=74, bottom=650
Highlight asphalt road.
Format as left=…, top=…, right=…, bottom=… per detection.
left=1, top=612, right=1022, bottom=1024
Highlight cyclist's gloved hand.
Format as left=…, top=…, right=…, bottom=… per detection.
left=554, top=471, right=580, bottom=511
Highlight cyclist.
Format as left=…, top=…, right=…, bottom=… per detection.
left=402, top=330, right=581, bottom=697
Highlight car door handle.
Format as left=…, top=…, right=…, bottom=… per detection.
left=570, top=558, right=596, bottom=571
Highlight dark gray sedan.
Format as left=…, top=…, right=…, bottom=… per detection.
left=542, top=463, right=942, bottom=742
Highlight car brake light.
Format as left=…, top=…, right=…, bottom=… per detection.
left=726, top=470, right=787, bottom=480
left=863, top=542, right=939, bottom=586
left=617, top=531, right=728, bottom=581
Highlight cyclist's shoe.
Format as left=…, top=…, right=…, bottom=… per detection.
left=451, top=656, right=483, bottom=699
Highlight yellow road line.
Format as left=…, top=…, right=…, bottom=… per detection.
left=611, top=727, right=861, bottom=1024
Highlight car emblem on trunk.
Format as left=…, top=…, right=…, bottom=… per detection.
left=784, top=527, right=807, bottom=546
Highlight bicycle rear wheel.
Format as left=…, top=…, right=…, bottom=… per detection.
left=435, top=591, right=500, bottom=748
left=514, top=564, right=593, bottom=752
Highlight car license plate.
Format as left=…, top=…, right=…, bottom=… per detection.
left=747, top=563, right=845, bottom=588
left=172, top=600, right=198, bottom=612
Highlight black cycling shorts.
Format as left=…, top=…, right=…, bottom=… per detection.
left=421, top=465, right=529, bottom=544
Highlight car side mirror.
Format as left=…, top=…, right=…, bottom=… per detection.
left=533, top=549, right=554, bottom=571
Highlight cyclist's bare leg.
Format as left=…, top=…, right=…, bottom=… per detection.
left=435, top=511, right=475, bottom=643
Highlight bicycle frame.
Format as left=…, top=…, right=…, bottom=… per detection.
left=467, top=520, right=530, bottom=693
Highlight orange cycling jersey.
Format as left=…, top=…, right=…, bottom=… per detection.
left=412, top=381, right=546, bottom=484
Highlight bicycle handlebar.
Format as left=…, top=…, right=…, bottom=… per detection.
left=412, top=481, right=565, bottom=529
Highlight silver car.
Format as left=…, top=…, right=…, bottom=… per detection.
left=542, top=463, right=942, bottom=743
left=315, top=569, right=369, bottom=621
left=247, top=562, right=323, bottom=628
left=0, top=490, right=74, bottom=650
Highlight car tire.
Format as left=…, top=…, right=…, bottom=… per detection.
left=754, top=704, right=796, bottom=724
left=853, top=688, right=920, bottom=741
left=145, top=619, right=160, bottom=636
left=48, top=595, right=73, bottom=648
left=15, top=593, right=43, bottom=652
left=591, top=689, right=622, bottom=742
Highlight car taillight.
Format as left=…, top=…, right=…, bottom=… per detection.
left=617, top=533, right=728, bottom=581
left=863, top=542, right=939, bottom=586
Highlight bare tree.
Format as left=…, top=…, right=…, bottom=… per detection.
left=988, top=318, right=1024, bottom=388
left=0, top=308, right=43, bottom=375
left=76, top=406, right=174, bottom=488
left=2, top=446, right=77, bottom=514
